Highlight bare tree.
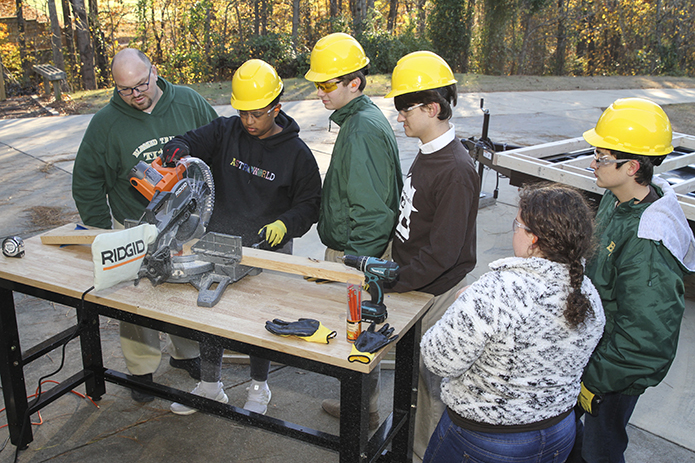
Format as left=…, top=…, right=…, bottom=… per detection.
left=70, top=0, right=96, bottom=89
left=46, top=0, right=66, bottom=72
left=15, top=0, right=30, bottom=82
left=88, top=0, right=110, bottom=86
left=387, top=0, right=397, bottom=31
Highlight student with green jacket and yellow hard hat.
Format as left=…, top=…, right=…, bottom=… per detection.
left=569, top=98, right=695, bottom=463
left=305, top=32, right=403, bottom=261
left=162, top=59, right=322, bottom=417
left=305, top=32, right=403, bottom=431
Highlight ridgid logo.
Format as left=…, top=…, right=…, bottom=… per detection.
left=101, top=240, right=147, bottom=270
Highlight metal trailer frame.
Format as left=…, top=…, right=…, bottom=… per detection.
left=468, top=132, right=695, bottom=226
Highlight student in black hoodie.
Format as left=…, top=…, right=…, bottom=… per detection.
left=162, top=59, right=322, bottom=416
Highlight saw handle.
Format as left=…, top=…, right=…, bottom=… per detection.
left=129, top=157, right=187, bottom=201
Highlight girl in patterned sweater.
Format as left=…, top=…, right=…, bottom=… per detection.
left=421, top=183, right=606, bottom=463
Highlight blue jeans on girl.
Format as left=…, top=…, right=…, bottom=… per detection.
left=423, top=410, right=576, bottom=463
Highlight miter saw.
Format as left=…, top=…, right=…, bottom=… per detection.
left=127, top=156, right=257, bottom=307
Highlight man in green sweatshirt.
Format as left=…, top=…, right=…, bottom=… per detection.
left=72, top=48, right=218, bottom=402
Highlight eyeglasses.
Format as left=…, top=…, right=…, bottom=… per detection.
left=116, top=66, right=153, bottom=96
left=593, top=148, right=631, bottom=168
left=512, top=218, right=532, bottom=233
left=314, top=80, right=341, bottom=93
left=397, top=103, right=424, bottom=117
left=238, top=105, right=277, bottom=120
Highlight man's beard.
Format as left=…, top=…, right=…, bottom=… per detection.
left=129, top=95, right=153, bottom=111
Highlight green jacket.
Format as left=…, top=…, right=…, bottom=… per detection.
left=584, top=178, right=695, bottom=396
left=318, top=95, right=402, bottom=257
left=72, top=77, right=217, bottom=228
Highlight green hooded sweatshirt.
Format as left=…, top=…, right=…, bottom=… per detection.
left=72, top=77, right=217, bottom=228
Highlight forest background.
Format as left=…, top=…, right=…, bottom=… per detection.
left=0, top=0, right=694, bottom=97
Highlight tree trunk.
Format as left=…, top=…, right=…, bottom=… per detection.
left=552, top=0, right=566, bottom=75
left=70, top=0, right=96, bottom=90
left=416, top=0, right=426, bottom=35
left=330, top=0, right=339, bottom=19
left=352, top=0, right=366, bottom=32
left=292, top=0, right=300, bottom=49
left=61, top=0, right=76, bottom=75
left=88, top=0, right=109, bottom=87
left=387, top=0, right=397, bottom=31
left=0, top=53, right=6, bottom=101
left=47, top=0, right=70, bottom=94
left=15, top=0, right=31, bottom=83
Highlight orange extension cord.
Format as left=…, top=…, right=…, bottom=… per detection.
left=0, top=379, right=100, bottom=429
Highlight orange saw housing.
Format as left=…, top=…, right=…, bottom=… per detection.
left=129, top=157, right=188, bottom=201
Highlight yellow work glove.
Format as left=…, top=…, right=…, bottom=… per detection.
left=265, top=318, right=337, bottom=344
left=347, top=323, right=399, bottom=364
left=258, top=220, right=287, bottom=247
left=577, top=382, right=602, bottom=417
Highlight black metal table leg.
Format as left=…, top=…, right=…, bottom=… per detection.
left=0, top=287, right=33, bottom=448
left=77, top=300, right=105, bottom=401
left=340, top=368, right=370, bottom=463
left=390, top=320, right=421, bottom=462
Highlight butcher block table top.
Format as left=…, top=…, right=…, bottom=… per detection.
left=0, top=225, right=434, bottom=374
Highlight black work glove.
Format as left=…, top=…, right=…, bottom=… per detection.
left=265, top=318, right=337, bottom=344
left=348, top=322, right=398, bottom=364
left=161, top=138, right=190, bottom=166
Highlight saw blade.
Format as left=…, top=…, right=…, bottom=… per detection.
left=169, top=157, right=215, bottom=249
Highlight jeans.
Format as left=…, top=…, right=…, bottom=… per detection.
left=422, top=410, right=576, bottom=463
left=571, top=393, right=640, bottom=463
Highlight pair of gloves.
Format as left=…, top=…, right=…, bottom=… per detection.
left=161, top=140, right=287, bottom=247
left=265, top=319, right=398, bottom=364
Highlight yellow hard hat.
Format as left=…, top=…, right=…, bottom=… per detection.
left=231, top=59, right=283, bottom=110
left=385, top=51, right=457, bottom=98
left=583, top=97, right=673, bottom=156
left=304, top=33, right=370, bottom=82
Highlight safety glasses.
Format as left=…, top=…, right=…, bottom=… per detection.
left=238, top=105, right=278, bottom=120
left=593, top=148, right=631, bottom=168
left=397, top=103, right=424, bottom=117
left=512, top=218, right=532, bottom=233
left=314, top=80, right=341, bottom=93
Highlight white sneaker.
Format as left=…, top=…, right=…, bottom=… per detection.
left=171, top=381, right=228, bottom=415
left=243, top=381, right=271, bottom=415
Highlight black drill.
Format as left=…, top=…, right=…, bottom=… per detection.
left=341, top=255, right=399, bottom=324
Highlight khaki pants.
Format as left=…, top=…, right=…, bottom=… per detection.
left=112, top=218, right=200, bottom=375
left=120, top=323, right=200, bottom=375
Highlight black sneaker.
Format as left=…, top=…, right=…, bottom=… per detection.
left=131, top=373, right=155, bottom=403
left=169, top=356, right=201, bottom=380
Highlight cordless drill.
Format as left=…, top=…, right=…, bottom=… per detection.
left=341, top=255, right=400, bottom=324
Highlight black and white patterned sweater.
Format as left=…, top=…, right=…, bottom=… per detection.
left=421, top=256, right=605, bottom=426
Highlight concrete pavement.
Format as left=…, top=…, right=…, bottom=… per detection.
left=1, top=87, right=695, bottom=462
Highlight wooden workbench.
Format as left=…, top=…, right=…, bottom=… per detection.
left=0, top=228, right=433, bottom=462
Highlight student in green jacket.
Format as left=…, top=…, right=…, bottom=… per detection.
left=72, top=48, right=218, bottom=402
left=305, top=32, right=403, bottom=430
left=569, top=98, right=695, bottom=462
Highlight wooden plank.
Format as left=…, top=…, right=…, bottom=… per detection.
left=39, top=224, right=365, bottom=283
left=40, top=226, right=115, bottom=244
left=241, top=248, right=364, bottom=283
